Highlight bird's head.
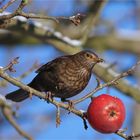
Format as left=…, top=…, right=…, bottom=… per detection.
left=74, top=50, right=104, bottom=69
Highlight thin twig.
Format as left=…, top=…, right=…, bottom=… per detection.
left=0, top=0, right=17, bottom=13
left=0, top=11, right=84, bottom=25
left=116, top=130, right=129, bottom=139
left=18, top=12, right=59, bottom=23
left=2, top=106, right=33, bottom=140
left=0, top=0, right=85, bottom=25
left=0, top=61, right=39, bottom=87
left=17, top=61, right=40, bottom=80
left=116, top=129, right=140, bottom=140
left=3, top=56, right=19, bottom=72
left=0, top=95, right=32, bottom=140
left=81, top=0, right=107, bottom=45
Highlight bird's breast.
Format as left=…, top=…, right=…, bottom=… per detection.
left=58, top=66, right=90, bottom=91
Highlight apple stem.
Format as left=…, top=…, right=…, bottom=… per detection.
left=82, top=114, right=88, bottom=130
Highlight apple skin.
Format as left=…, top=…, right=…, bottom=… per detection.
left=87, top=94, right=126, bottom=134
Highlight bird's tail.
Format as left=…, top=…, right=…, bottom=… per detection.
left=5, top=88, right=29, bottom=102
left=5, top=79, right=41, bottom=102
left=5, top=81, right=35, bottom=102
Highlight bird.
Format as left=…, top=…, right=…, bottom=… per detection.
left=5, top=50, right=103, bottom=102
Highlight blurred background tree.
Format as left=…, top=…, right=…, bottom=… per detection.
left=0, top=0, right=140, bottom=140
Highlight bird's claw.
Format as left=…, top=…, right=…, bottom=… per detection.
left=61, top=98, right=74, bottom=113
left=68, top=100, right=74, bottom=113
left=45, top=91, right=54, bottom=103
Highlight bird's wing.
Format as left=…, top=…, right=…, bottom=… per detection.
left=35, top=56, right=69, bottom=73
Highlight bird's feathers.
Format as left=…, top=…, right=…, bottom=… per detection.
left=35, top=56, right=69, bottom=73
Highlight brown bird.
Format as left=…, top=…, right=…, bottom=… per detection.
left=6, top=50, right=103, bottom=102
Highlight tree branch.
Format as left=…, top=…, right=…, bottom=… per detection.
left=0, top=61, right=39, bottom=87
left=0, top=95, right=32, bottom=140
left=0, top=0, right=17, bottom=13
left=94, top=62, right=140, bottom=102
left=87, top=33, right=140, bottom=55
left=116, top=129, right=140, bottom=140
left=81, top=0, right=107, bottom=45
left=0, top=0, right=84, bottom=26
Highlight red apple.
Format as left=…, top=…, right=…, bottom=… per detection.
left=87, top=94, right=126, bottom=134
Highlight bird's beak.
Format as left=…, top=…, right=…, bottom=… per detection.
left=96, top=58, right=104, bottom=63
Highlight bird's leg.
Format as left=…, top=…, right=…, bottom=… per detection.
left=45, top=91, right=54, bottom=103
left=61, top=98, right=74, bottom=112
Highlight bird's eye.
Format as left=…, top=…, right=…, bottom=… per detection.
left=86, top=53, right=92, bottom=58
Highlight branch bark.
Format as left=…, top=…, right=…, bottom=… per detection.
left=0, top=0, right=17, bottom=13
left=0, top=95, right=32, bottom=140
left=86, top=34, right=140, bottom=55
